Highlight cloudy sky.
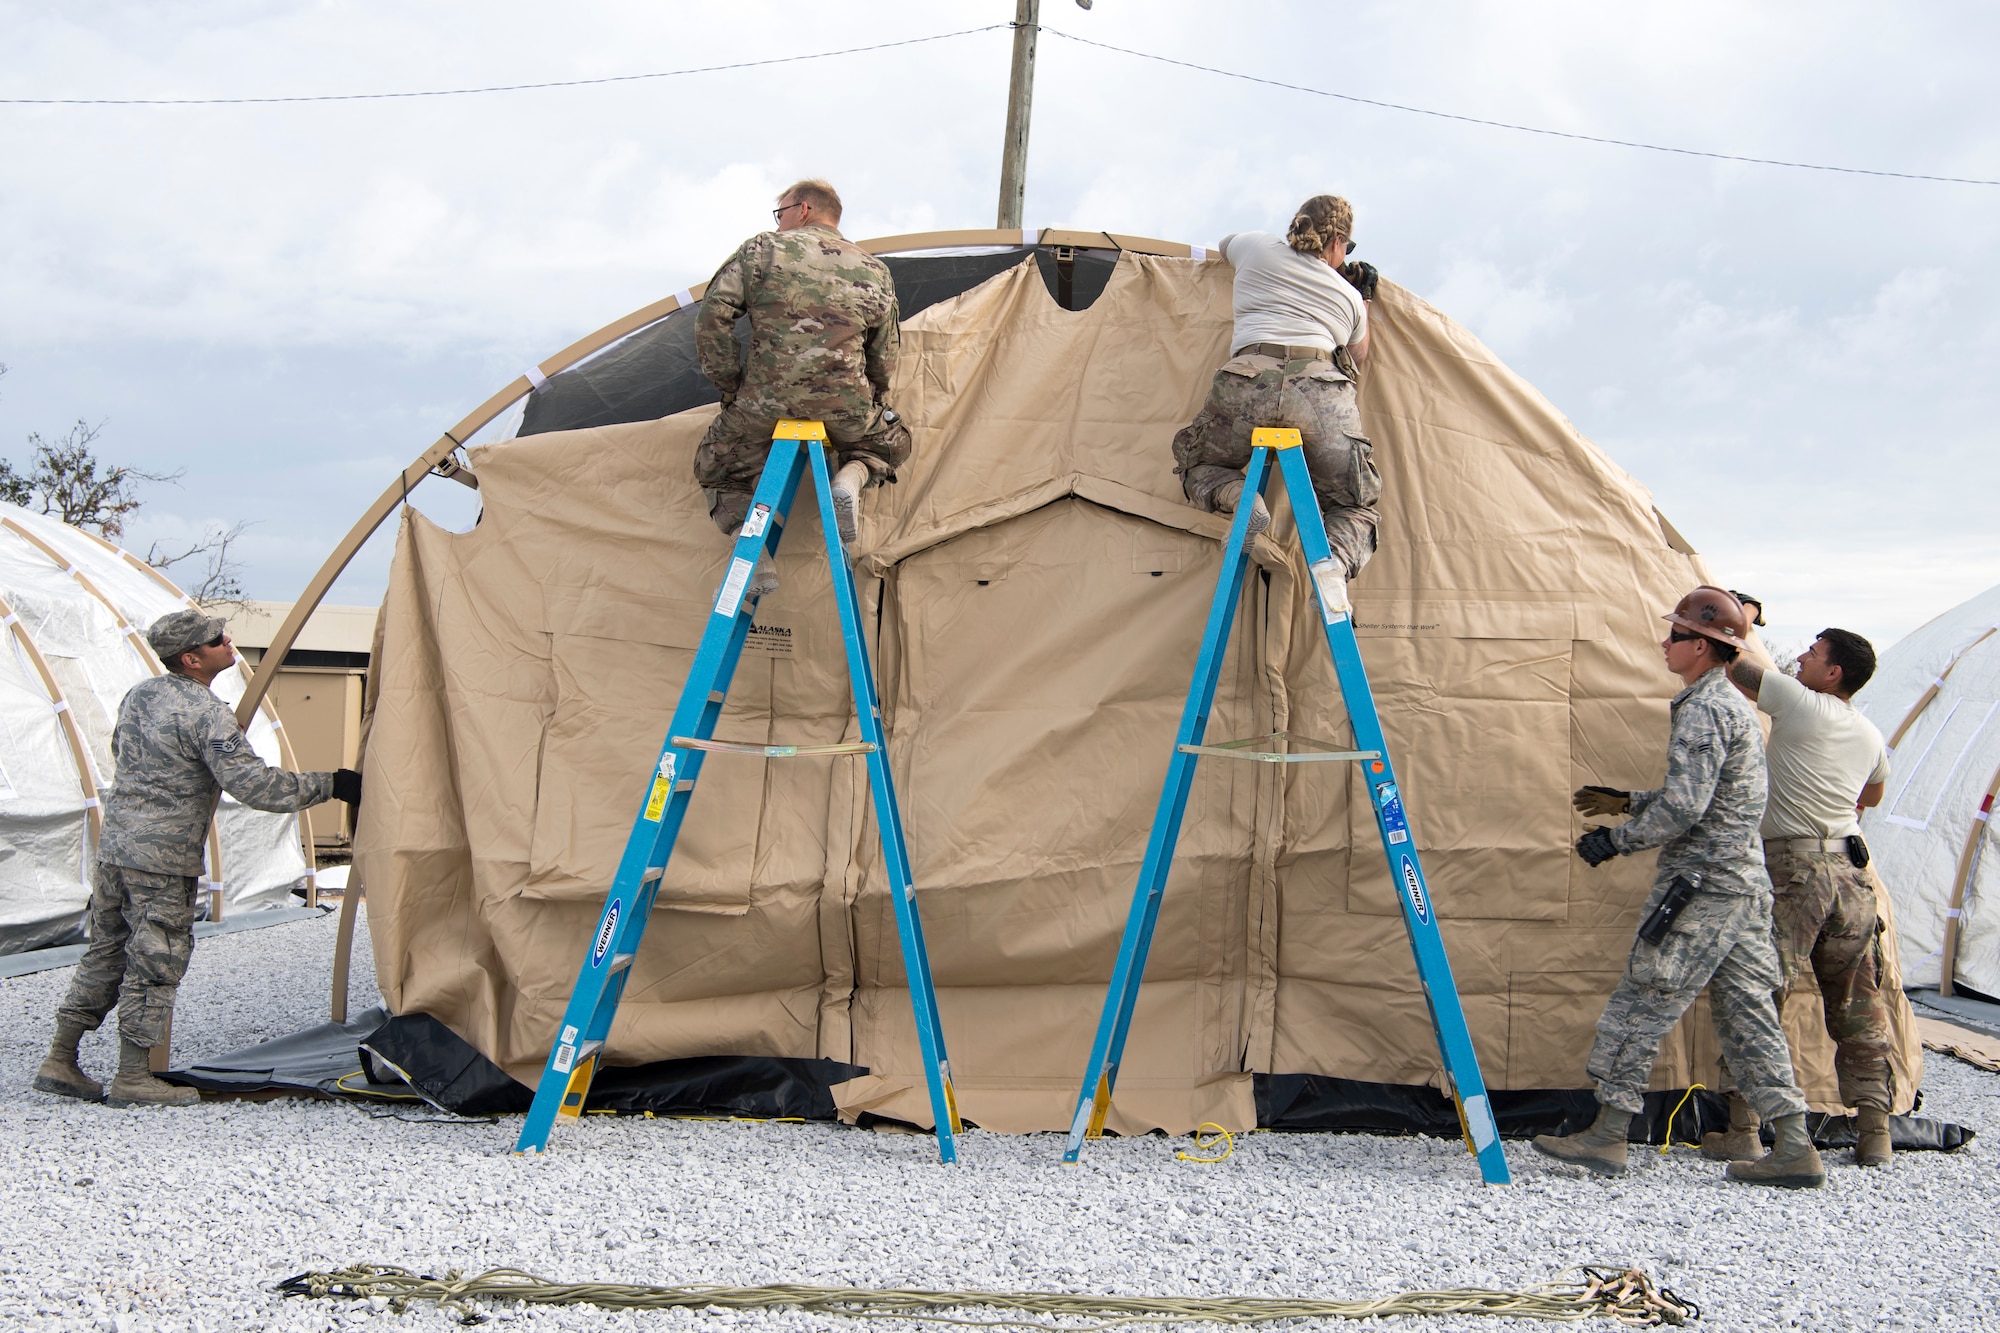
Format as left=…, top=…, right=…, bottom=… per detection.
left=3, top=0, right=1996, bottom=652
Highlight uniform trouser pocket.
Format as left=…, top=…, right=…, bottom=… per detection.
left=116, top=871, right=198, bottom=1048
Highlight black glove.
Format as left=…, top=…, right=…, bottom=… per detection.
left=331, top=768, right=363, bottom=807
left=1340, top=260, right=1380, bottom=301
left=1572, top=785, right=1631, bottom=818
left=1576, top=826, right=1620, bottom=867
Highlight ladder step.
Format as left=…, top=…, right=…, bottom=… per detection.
left=669, top=735, right=878, bottom=759
left=1176, top=730, right=1378, bottom=763
left=553, top=1037, right=603, bottom=1076
left=1178, top=743, right=1378, bottom=763
left=607, top=952, right=636, bottom=975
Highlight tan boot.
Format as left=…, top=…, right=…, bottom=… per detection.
left=104, top=1038, right=198, bottom=1108
left=1214, top=480, right=1271, bottom=539
left=1854, top=1104, right=1893, bottom=1168
left=747, top=555, right=779, bottom=600
left=1700, top=1090, right=1762, bottom=1161
left=1726, top=1112, right=1825, bottom=1188
left=32, top=1019, right=102, bottom=1102
left=1532, top=1104, right=1632, bottom=1176
left=829, top=461, right=870, bottom=546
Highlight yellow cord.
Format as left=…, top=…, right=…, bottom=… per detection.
left=1176, top=1123, right=1234, bottom=1163
left=1657, top=1084, right=1706, bottom=1154
left=332, top=1071, right=427, bottom=1102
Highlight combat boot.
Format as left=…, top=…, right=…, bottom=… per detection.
left=1531, top=1103, right=1632, bottom=1176
left=31, top=1019, right=102, bottom=1102
left=1725, top=1112, right=1825, bottom=1188
left=104, top=1038, right=198, bottom=1109
left=829, top=461, right=870, bottom=546
left=1854, top=1104, right=1893, bottom=1168
left=1699, top=1090, right=1762, bottom=1161
left=1214, top=480, right=1271, bottom=539
left=747, top=555, right=779, bottom=600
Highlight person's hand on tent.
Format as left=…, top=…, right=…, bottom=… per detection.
left=1340, top=260, right=1379, bottom=302
left=1575, top=826, right=1620, bottom=866
left=1572, top=786, right=1630, bottom=818
left=332, top=768, right=362, bottom=809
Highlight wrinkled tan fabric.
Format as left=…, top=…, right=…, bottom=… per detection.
left=355, top=253, right=1922, bottom=1132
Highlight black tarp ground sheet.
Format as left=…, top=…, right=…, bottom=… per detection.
left=167, top=1011, right=1976, bottom=1150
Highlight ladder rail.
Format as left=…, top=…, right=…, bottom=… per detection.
left=1273, top=445, right=1507, bottom=1183
left=807, top=443, right=963, bottom=1158
left=513, top=439, right=813, bottom=1153
left=1061, top=448, right=1273, bottom=1161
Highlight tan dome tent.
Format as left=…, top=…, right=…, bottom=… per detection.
left=1860, top=582, right=2000, bottom=999
left=252, top=230, right=1926, bottom=1133
left=0, top=506, right=320, bottom=955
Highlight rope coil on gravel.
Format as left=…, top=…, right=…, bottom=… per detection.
left=277, top=1263, right=1698, bottom=1327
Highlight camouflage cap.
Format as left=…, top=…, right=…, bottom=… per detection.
left=146, top=609, right=227, bottom=661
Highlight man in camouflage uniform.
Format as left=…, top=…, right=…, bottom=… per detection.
left=33, top=610, right=358, bottom=1108
left=695, top=179, right=911, bottom=593
left=1702, top=624, right=1899, bottom=1166
left=1538, top=587, right=1823, bottom=1187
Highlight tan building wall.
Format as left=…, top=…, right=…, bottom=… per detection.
left=211, top=600, right=377, bottom=850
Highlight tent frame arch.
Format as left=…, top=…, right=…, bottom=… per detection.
left=221, top=228, right=1215, bottom=1021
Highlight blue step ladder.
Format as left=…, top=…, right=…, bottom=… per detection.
left=1061, top=428, right=1510, bottom=1184
left=514, top=420, right=963, bottom=1162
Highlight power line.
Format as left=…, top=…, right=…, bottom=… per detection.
left=1041, top=26, right=2000, bottom=189
left=0, top=25, right=1006, bottom=106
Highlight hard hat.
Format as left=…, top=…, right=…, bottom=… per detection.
left=1663, top=585, right=1750, bottom=650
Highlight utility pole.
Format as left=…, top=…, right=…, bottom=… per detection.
left=996, top=0, right=1039, bottom=229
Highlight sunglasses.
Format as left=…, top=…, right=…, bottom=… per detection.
left=1667, top=629, right=1704, bottom=644
left=202, top=633, right=227, bottom=649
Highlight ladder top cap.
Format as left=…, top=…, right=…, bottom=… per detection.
left=773, top=419, right=829, bottom=441
left=1251, top=427, right=1304, bottom=450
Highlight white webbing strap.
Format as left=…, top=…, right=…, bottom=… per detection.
left=524, top=365, right=548, bottom=390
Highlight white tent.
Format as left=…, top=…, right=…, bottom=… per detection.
left=1858, top=582, right=2000, bottom=998
left=0, top=505, right=318, bottom=953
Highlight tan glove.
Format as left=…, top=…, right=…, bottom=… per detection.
left=1573, top=786, right=1631, bottom=818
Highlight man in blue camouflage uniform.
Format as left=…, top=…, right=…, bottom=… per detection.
left=1537, top=587, right=1824, bottom=1187
left=695, top=179, right=911, bottom=595
left=33, top=610, right=358, bottom=1108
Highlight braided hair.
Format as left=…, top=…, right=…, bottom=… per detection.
left=1285, top=195, right=1354, bottom=258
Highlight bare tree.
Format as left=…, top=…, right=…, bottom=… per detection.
left=147, top=521, right=253, bottom=607
left=0, top=367, right=184, bottom=538
left=0, top=418, right=183, bottom=539
left=1, top=364, right=249, bottom=601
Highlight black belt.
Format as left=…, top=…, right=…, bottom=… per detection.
left=1234, top=342, right=1331, bottom=362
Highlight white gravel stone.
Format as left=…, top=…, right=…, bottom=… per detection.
left=2, top=909, right=1997, bottom=1331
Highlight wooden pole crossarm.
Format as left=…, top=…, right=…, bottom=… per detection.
left=280, top=228, right=1220, bottom=1021
left=1939, top=763, right=2000, bottom=998
left=1885, top=626, right=1999, bottom=754
left=0, top=590, right=103, bottom=843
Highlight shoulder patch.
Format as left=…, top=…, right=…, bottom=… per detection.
left=210, top=735, right=242, bottom=756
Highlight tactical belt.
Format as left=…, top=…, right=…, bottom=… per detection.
left=1763, top=836, right=1853, bottom=855
left=1235, top=342, right=1331, bottom=362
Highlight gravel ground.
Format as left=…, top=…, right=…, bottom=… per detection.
left=2, top=912, right=1997, bottom=1333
